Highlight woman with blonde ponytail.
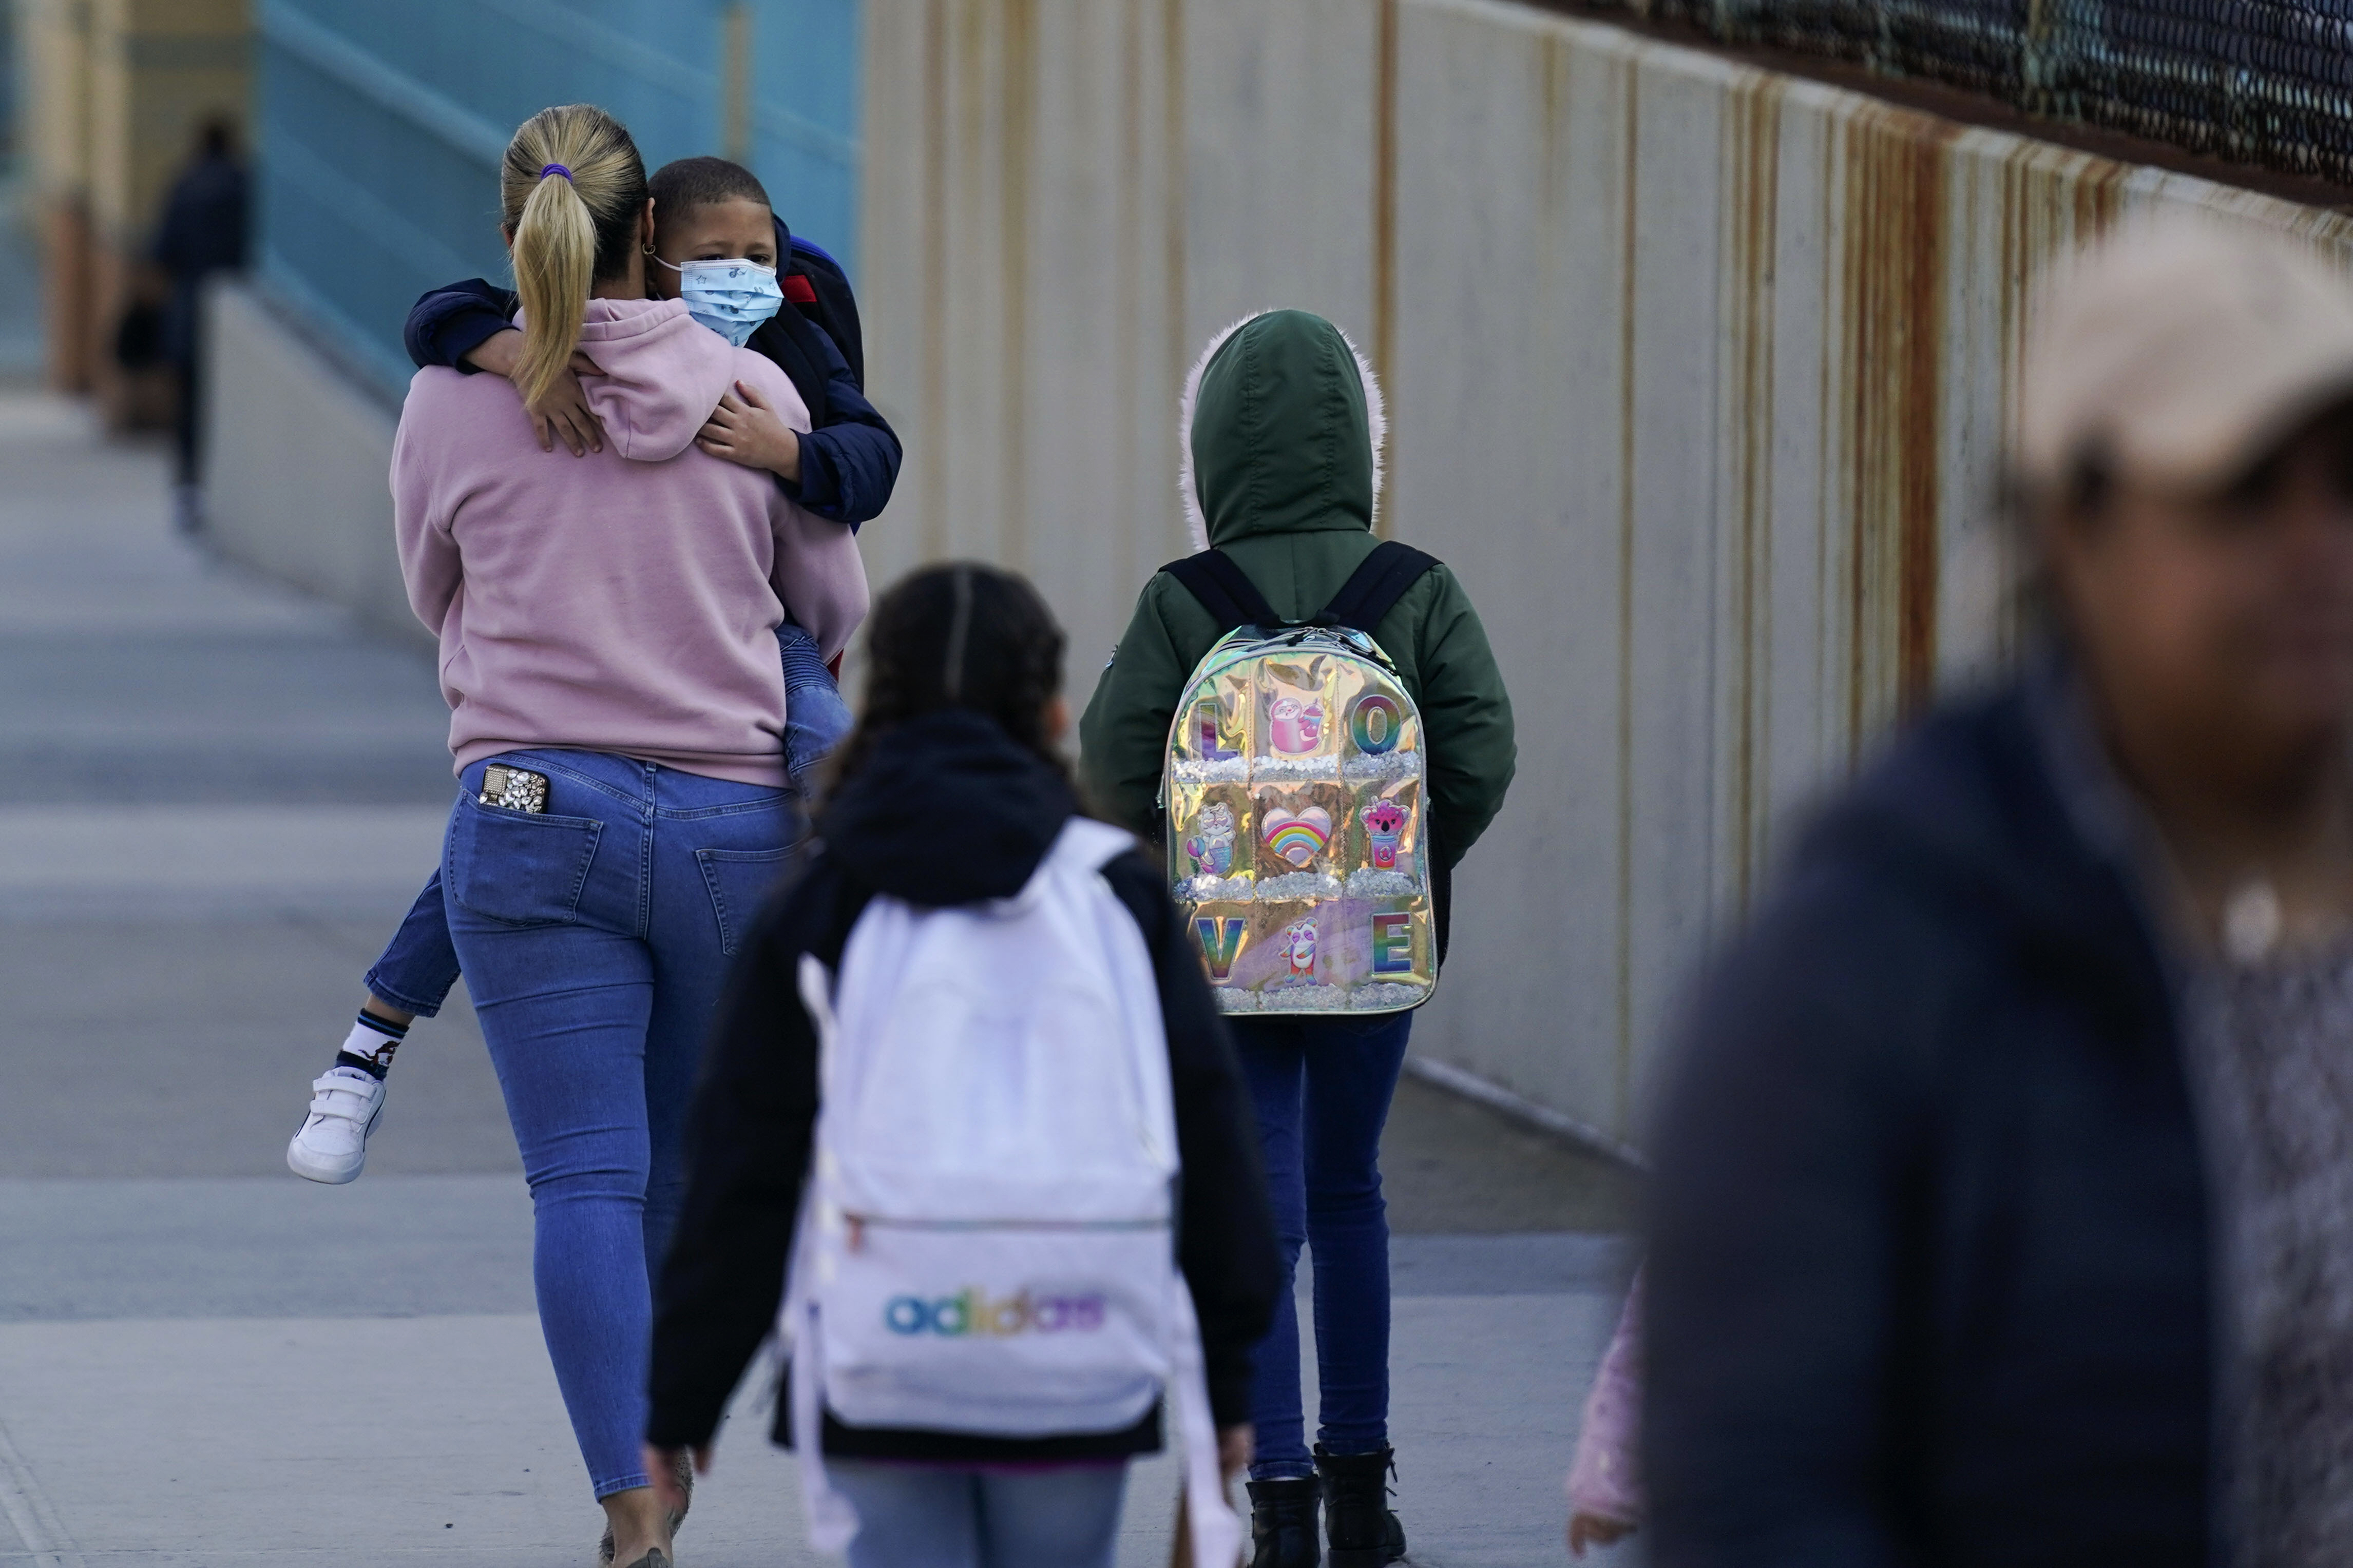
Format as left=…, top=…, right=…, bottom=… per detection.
left=386, top=103, right=868, bottom=1568
left=503, top=104, right=641, bottom=409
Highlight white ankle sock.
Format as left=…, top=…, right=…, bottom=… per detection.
left=340, top=1013, right=408, bottom=1076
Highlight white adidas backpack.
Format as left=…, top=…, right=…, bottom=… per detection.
left=783, top=816, right=1242, bottom=1568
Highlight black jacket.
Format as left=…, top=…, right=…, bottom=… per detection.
left=151, top=152, right=248, bottom=364
left=402, top=222, right=901, bottom=528
left=1644, top=669, right=2213, bottom=1567
left=646, top=710, right=1282, bottom=1461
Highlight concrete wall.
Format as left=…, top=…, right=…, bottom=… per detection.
left=189, top=0, right=2353, bottom=1145
left=253, top=1, right=861, bottom=394
left=858, top=0, right=2353, bottom=1144
left=200, top=279, right=416, bottom=648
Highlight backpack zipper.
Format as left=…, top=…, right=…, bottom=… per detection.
left=841, top=1212, right=1168, bottom=1254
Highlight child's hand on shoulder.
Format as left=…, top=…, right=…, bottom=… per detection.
left=697, top=380, right=802, bottom=482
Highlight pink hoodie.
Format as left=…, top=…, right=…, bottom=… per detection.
left=393, top=297, right=868, bottom=787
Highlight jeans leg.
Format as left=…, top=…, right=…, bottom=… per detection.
left=643, top=776, right=793, bottom=1277
left=171, top=357, right=199, bottom=487
left=1302, top=1011, right=1414, bottom=1456
left=829, top=1463, right=983, bottom=1568
left=445, top=751, right=661, bottom=1501
left=776, top=618, right=853, bottom=795
left=451, top=905, right=656, bottom=1499
left=362, top=866, right=465, bottom=1017
left=1232, top=1020, right=1312, bottom=1481
left=976, top=1466, right=1130, bottom=1568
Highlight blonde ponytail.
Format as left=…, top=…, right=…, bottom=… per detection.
left=509, top=171, right=591, bottom=406
left=500, top=105, right=646, bottom=408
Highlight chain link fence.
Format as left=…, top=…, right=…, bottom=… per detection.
left=1610, top=0, right=2353, bottom=185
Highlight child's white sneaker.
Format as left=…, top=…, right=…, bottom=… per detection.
left=287, top=1067, right=385, bottom=1184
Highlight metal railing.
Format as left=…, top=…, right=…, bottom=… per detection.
left=1607, top=0, right=2353, bottom=187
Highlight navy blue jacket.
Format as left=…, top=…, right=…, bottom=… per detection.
left=1644, top=670, right=2213, bottom=1567
left=151, top=152, right=248, bottom=364
left=403, top=222, right=900, bottom=528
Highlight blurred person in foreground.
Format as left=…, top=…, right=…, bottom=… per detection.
left=151, top=114, right=246, bottom=532
left=1646, top=218, right=2353, bottom=1568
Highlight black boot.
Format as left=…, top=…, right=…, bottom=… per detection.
left=1314, top=1445, right=1406, bottom=1566
left=1248, top=1477, right=1322, bottom=1568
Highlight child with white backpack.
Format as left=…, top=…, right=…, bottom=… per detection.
left=643, top=562, right=1283, bottom=1568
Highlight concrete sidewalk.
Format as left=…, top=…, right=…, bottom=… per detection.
left=0, top=1231, right=1629, bottom=1568
left=0, top=396, right=1643, bottom=1567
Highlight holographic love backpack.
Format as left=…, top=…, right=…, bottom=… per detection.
left=1160, top=542, right=1441, bottom=1015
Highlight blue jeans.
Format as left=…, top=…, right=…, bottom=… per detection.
left=444, top=748, right=794, bottom=1499
left=776, top=615, right=854, bottom=799
left=826, top=1461, right=1128, bottom=1568
left=1231, top=1012, right=1415, bottom=1481
left=364, top=621, right=848, bottom=1017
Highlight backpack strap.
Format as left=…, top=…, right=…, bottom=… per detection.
left=1317, top=540, right=1442, bottom=634
left=1161, top=549, right=1282, bottom=632
left=1046, top=816, right=1142, bottom=877
left=773, top=214, right=868, bottom=386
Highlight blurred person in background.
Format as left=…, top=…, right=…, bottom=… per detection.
left=1644, top=219, right=2353, bottom=1568
left=150, top=114, right=245, bottom=532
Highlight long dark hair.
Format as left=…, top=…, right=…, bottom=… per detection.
left=825, top=562, right=1072, bottom=796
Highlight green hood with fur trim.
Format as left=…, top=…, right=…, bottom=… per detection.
left=1080, top=310, right=1516, bottom=878
left=1186, top=310, right=1381, bottom=547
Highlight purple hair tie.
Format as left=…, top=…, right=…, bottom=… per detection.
left=539, top=163, right=572, bottom=180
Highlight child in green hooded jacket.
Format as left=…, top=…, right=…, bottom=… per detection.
left=1079, top=309, right=1516, bottom=1568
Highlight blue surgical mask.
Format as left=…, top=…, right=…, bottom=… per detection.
left=657, top=257, right=783, bottom=347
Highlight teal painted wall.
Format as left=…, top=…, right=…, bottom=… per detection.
left=255, top=0, right=859, bottom=389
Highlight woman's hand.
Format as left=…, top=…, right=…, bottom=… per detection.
left=697, top=379, right=802, bottom=482
left=1567, top=1511, right=1635, bottom=1557
left=643, top=1440, right=709, bottom=1516
left=462, top=328, right=606, bottom=456
left=1216, top=1423, right=1254, bottom=1479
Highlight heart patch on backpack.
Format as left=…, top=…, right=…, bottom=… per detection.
left=1261, top=806, right=1332, bottom=866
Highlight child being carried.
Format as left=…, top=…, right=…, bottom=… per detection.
left=288, top=157, right=870, bottom=1186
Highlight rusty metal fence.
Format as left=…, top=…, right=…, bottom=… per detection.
left=1609, top=0, right=2353, bottom=184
